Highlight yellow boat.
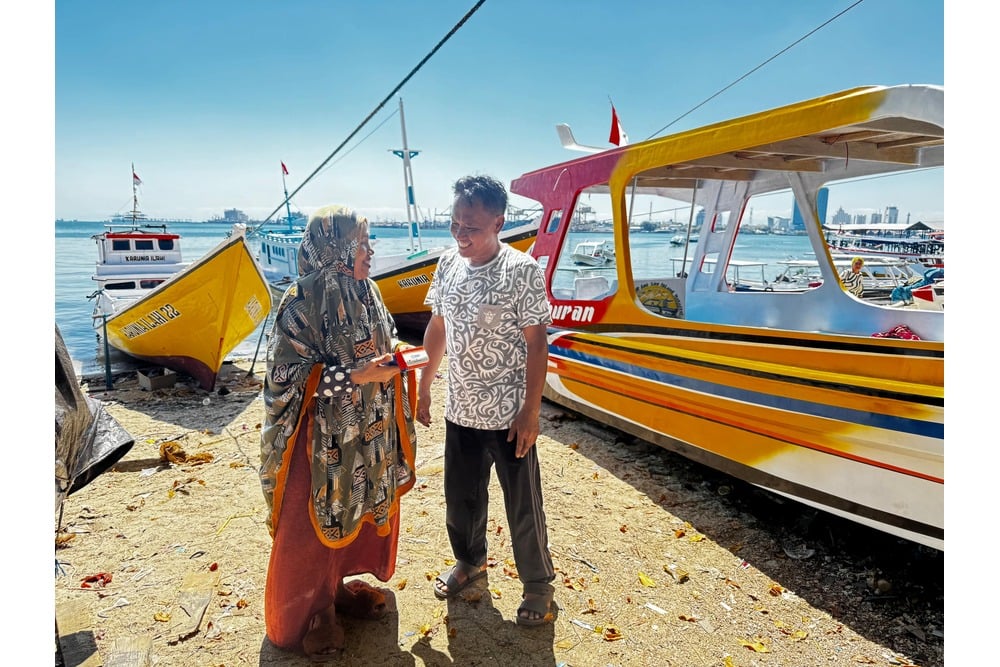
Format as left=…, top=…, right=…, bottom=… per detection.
left=511, top=84, right=944, bottom=550
left=92, top=224, right=272, bottom=390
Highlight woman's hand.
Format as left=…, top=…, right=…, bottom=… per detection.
left=351, top=353, right=400, bottom=385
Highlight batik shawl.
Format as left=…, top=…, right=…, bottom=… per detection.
left=259, top=206, right=416, bottom=547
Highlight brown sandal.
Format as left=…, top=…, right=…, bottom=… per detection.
left=433, top=561, right=488, bottom=599
left=516, top=582, right=555, bottom=626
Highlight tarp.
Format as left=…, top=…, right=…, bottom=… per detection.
left=55, top=325, right=134, bottom=521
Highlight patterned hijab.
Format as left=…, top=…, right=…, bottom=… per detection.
left=298, top=204, right=367, bottom=277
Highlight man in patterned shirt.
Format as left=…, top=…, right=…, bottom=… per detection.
left=416, top=174, right=556, bottom=626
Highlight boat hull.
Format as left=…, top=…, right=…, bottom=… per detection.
left=543, top=325, right=943, bottom=550
left=100, top=234, right=272, bottom=390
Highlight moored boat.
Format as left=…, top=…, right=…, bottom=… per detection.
left=511, top=84, right=944, bottom=550
left=570, top=239, right=616, bottom=266
left=90, top=167, right=272, bottom=390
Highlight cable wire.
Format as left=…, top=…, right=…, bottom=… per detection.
left=253, top=0, right=487, bottom=232
left=647, top=0, right=866, bottom=140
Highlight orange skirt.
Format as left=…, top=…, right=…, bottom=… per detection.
left=264, top=418, right=400, bottom=650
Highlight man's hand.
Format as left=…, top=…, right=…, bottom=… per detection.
left=507, top=406, right=541, bottom=458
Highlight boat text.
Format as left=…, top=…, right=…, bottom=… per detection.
left=120, top=304, right=182, bottom=339
left=396, top=274, right=431, bottom=289
left=550, top=304, right=596, bottom=323
left=125, top=255, right=166, bottom=262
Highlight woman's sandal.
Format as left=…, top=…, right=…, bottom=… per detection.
left=302, top=606, right=345, bottom=661
left=516, top=582, right=556, bottom=627
left=433, top=560, right=488, bottom=599
left=336, top=580, right=390, bottom=620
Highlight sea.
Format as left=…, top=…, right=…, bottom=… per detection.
left=54, top=220, right=812, bottom=380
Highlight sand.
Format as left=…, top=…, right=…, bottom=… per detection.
left=54, top=357, right=943, bottom=666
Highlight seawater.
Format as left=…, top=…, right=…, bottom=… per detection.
left=55, top=221, right=812, bottom=378
left=54, top=221, right=458, bottom=379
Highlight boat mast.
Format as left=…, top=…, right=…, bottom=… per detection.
left=391, top=97, right=422, bottom=252
left=281, top=163, right=294, bottom=232
left=130, top=162, right=139, bottom=226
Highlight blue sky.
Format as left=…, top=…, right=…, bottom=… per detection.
left=46, top=0, right=945, bottom=224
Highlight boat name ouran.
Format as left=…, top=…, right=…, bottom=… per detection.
left=550, top=304, right=596, bottom=323
left=396, top=274, right=431, bottom=289
left=120, top=304, right=182, bottom=339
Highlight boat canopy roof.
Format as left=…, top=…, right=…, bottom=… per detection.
left=511, top=85, right=943, bottom=207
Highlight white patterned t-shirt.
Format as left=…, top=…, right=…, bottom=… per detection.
left=424, top=244, right=552, bottom=430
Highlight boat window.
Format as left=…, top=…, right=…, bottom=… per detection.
left=135, top=240, right=154, bottom=250
left=140, top=279, right=164, bottom=289
left=112, top=240, right=130, bottom=251
left=106, top=280, right=136, bottom=291
left=545, top=209, right=563, bottom=234
left=551, top=195, right=617, bottom=301
left=726, top=190, right=822, bottom=294
left=159, top=239, right=175, bottom=251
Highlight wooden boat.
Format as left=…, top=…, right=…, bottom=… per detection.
left=257, top=99, right=538, bottom=332
left=571, top=240, right=616, bottom=266
left=511, top=84, right=944, bottom=550
left=90, top=168, right=272, bottom=390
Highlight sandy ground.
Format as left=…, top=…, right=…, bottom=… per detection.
left=54, top=357, right=943, bottom=667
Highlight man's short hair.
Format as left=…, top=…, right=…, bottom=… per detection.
left=453, top=175, right=507, bottom=216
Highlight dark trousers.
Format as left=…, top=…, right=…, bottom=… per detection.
left=443, top=419, right=555, bottom=585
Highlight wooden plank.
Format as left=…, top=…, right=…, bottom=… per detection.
left=169, top=571, right=219, bottom=642
left=103, top=637, right=152, bottom=667
left=55, top=598, right=102, bottom=667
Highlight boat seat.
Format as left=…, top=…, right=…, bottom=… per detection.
left=575, top=275, right=611, bottom=300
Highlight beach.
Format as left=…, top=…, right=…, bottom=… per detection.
left=54, top=358, right=943, bottom=667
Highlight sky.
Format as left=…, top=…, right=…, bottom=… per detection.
left=9, top=1, right=991, bottom=658
left=45, top=0, right=948, bottom=225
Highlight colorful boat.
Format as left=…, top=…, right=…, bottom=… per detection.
left=510, top=84, right=944, bottom=550
left=90, top=167, right=272, bottom=390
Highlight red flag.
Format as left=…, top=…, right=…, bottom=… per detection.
left=281, top=161, right=289, bottom=175
left=133, top=171, right=142, bottom=186
left=609, top=104, right=629, bottom=146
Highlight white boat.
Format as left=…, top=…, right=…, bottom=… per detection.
left=90, top=166, right=272, bottom=390
left=571, top=240, right=615, bottom=266
left=773, top=255, right=925, bottom=299
left=511, top=84, right=943, bottom=550
left=669, top=233, right=698, bottom=246
left=254, top=98, right=538, bottom=331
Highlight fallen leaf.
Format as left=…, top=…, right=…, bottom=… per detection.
left=638, top=571, right=657, bottom=587
left=688, top=534, right=705, bottom=542
left=154, top=612, right=171, bottom=622
left=489, top=587, right=503, bottom=599
left=602, top=625, right=623, bottom=641
left=768, top=583, right=785, bottom=596
left=678, top=614, right=699, bottom=622
left=620, top=524, right=628, bottom=533
left=740, top=638, right=771, bottom=653
left=397, top=578, right=408, bottom=590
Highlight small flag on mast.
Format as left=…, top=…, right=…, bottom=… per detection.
left=281, top=161, right=289, bottom=176
left=133, top=171, right=142, bottom=186
left=609, top=103, right=629, bottom=146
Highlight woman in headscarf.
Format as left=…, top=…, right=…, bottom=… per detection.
left=259, top=205, right=417, bottom=658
